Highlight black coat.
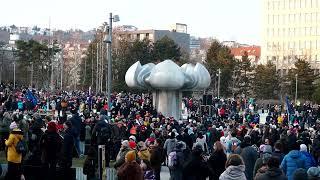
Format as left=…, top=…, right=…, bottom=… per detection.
left=182, top=153, right=209, bottom=180
left=150, top=146, right=165, bottom=169
left=60, top=128, right=74, bottom=168
left=255, top=167, right=287, bottom=180
left=208, top=150, right=227, bottom=180
left=40, top=131, right=62, bottom=163
left=70, top=113, right=82, bottom=137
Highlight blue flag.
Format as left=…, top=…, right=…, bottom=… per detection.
left=285, top=96, right=294, bottom=114
left=26, top=90, right=37, bottom=106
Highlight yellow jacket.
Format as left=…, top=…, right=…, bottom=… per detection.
left=5, top=128, right=23, bottom=163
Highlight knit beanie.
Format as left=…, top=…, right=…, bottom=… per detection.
left=125, top=151, right=136, bottom=163
left=307, top=167, right=320, bottom=178
left=10, top=121, right=18, bottom=130
left=121, top=140, right=129, bottom=148
left=300, top=144, right=308, bottom=152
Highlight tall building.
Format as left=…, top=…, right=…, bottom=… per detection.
left=261, top=0, right=320, bottom=74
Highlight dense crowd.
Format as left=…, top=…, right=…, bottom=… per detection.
left=0, top=83, right=320, bottom=180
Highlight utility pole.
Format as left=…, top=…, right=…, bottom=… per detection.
left=107, top=12, right=113, bottom=116
left=13, top=61, right=16, bottom=89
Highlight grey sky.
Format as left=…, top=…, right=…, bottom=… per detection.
left=0, top=0, right=262, bottom=45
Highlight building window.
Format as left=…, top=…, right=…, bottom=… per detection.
left=136, top=34, right=140, bottom=40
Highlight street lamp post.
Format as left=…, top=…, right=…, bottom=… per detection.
left=104, top=12, right=119, bottom=116
left=295, top=74, right=298, bottom=105
left=13, top=61, right=16, bottom=89
left=217, top=68, right=221, bottom=99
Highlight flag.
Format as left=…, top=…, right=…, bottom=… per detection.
left=26, top=90, right=37, bottom=106
left=285, top=96, right=294, bottom=114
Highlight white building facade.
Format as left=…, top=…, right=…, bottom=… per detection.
left=262, top=0, right=320, bottom=74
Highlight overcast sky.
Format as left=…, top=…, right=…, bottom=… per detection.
left=0, top=0, right=262, bottom=45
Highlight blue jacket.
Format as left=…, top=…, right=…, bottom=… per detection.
left=300, top=151, right=317, bottom=168
left=280, top=150, right=310, bottom=180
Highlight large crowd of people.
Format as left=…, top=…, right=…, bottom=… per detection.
left=0, top=83, right=320, bottom=180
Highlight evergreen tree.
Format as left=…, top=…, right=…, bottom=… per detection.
left=287, top=59, right=317, bottom=100
left=206, top=40, right=236, bottom=97
left=252, top=61, right=279, bottom=99
left=153, top=36, right=181, bottom=61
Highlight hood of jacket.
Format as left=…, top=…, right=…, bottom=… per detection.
left=222, top=165, right=245, bottom=179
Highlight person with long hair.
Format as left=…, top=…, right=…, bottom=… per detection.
left=219, top=154, right=246, bottom=180
left=208, top=141, right=227, bottom=180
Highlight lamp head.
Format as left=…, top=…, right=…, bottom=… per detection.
left=113, top=15, right=120, bottom=22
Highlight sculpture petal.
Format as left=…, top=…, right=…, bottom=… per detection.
left=125, top=61, right=143, bottom=88
left=145, top=60, right=185, bottom=90
left=193, top=63, right=211, bottom=89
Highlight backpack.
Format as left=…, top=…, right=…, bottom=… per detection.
left=168, top=151, right=178, bottom=169
left=16, top=139, right=27, bottom=155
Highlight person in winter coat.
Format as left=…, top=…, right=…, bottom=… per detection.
left=0, top=112, right=11, bottom=150
left=299, top=144, right=317, bottom=168
left=254, top=156, right=287, bottom=180
left=114, top=140, right=132, bottom=169
left=137, top=141, right=151, bottom=162
left=70, top=108, right=82, bottom=155
left=83, top=146, right=98, bottom=180
left=292, top=168, right=308, bottom=180
left=117, top=150, right=143, bottom=180
left=169, top=142, right=186, bottom=180
left=219, top=154, right=246, bottom=180
left=26, top=116, right=44, bottom=165
left=235, top=135, right=258, bottom=180
left=164, top=133, right=177, bottom=156
left=280, top=142, right=310, bottom=180
left=40, top=121, right=62, bottom=180
left=91, top=114, right=112, bottom=166
left=182, top=143, right=209, bottom=180
left=253, top=145, right=273, bottom=177
left=226, top=130, right=241, bottom=154
left=59, top=121, right=74, bottom=180
left=272, top=141, right=285, bottom=163
left=149, top=138, right=165, bottom=180
left=208, top=141, right=227, bottom=180
left=196, top=131, right=208, bottom=153
left=5, top=128, right=23, bottom=180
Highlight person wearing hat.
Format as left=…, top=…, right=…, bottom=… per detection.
left=114, top=140, right=132, bottom=169
left=300, top=144, right=317, bottom=168
left=117, top=150, right=143, bottom=180
left=281, top=142, right=310, bottom=180
left=307, top=167, right=320, bottom=180
left=129, top=135, right=137, bottom=150
left=5, top=127, right=23, bottom=180
left=182, top=143, right=209, bottom=180
left=253, top=145, right=273, bottom=177
left=59, top=120, right=74, bottom=179
left=137, top=141, right=151, bottom=162
left=40, top=121, right=62, bottom=179
left=234, top=135, right=258, bottom=180
left=255, top=156, right=287, bottom=180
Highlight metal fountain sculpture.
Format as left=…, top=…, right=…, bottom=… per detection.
left=125, top=59, right=211, bottom=120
